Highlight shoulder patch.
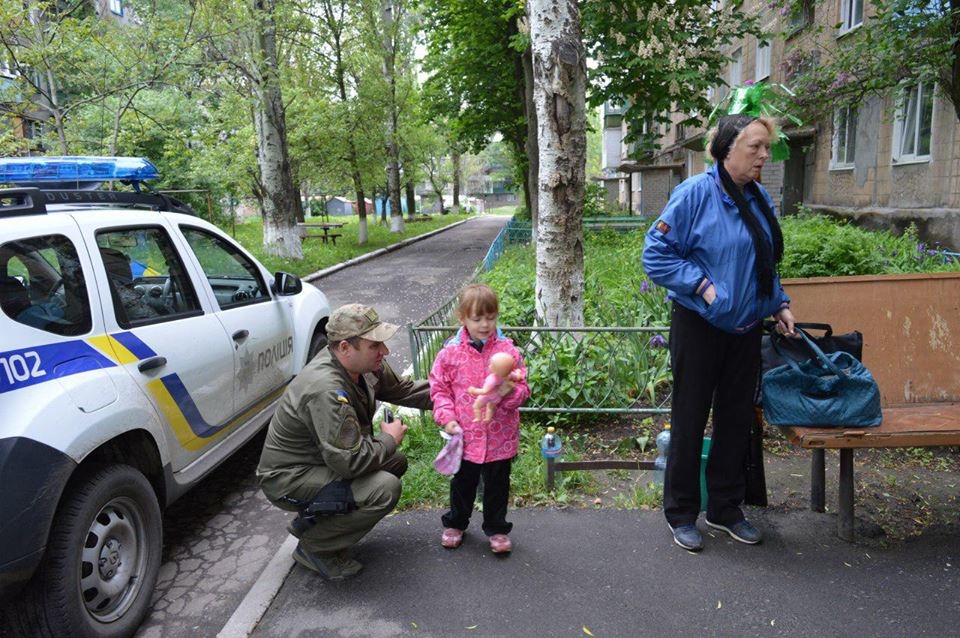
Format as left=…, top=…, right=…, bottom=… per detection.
left=655, top=220, right=671, bottom=235
left=335, top=390, right=349, bottom=404
left=336, top=414, right=362, bottom=450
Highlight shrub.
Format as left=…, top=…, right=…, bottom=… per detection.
left=780, top=211, right=960, bottom=278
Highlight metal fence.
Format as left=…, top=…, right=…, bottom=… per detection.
left=415, top=216, right=672, bottom=415
left=481, top=217, right=652, bottom=273
left=409, top=322, right=672, bottom=415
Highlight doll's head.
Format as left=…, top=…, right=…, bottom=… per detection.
left=488, top=352, right=515, bottom=379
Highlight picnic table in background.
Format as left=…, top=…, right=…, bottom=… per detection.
left=297, top=222, right=345, bottom=245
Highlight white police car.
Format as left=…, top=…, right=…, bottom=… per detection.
left=0, top=157, right=330, bottom=637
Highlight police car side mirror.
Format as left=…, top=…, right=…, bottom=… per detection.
left=273, top=272, right=303, bottom=296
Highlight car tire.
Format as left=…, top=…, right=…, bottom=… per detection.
left=15, top=464, right=162, bottom=638
left=307, top=330, right=328, bottom=360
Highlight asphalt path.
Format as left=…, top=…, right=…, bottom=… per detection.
left=306, top=215, right=510, bottom=373
left=250, top=507, right=959, bottom=638
left=133, top=216, right=508, bottom=638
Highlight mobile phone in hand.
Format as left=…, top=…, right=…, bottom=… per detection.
left=384, top=409, right=394, bottom=423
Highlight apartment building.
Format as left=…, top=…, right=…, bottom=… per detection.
left=0, top=1, right=136, bottom=151
left=605, top=0, right=960, bottom=249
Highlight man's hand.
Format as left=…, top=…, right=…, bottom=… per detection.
left=381, top=416, right=408, bottom=445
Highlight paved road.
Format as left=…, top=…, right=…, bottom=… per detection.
left=133, top=216, right=508, bottom=638
left=307, top=215, right=509, bottom=372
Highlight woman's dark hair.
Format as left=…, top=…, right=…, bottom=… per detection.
left=709, top=115, right=784, bottom=298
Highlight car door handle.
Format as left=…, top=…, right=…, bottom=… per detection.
left=137, top=356, right=167, bottom=373
left=232, top=329, right=249, bottom=342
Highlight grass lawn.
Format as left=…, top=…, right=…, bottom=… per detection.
left=230, top=212, right=475, bottom=278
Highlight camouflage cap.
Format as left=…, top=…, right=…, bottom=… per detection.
left=326, top=303, right=400, bottom=342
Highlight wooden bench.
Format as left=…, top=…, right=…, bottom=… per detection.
left=303, top=232, right=342, bottom=245
left=776, top=273, right=960, bottom=541
left=298, top=222, right=345, bottom=245
left=780, top=403, right=960, bottom=541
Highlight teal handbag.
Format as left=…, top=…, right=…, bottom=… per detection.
left=761, top=329, right=882, bottom=428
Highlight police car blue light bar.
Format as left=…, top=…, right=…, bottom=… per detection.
left=0, top=156, right=160, bottom=185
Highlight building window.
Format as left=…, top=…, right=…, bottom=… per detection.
left=755, top=42, right=771, bottom=81
left=893, top=81, right=934, bottom=162
left=0, top=55, right=14, bottom=79
left=839, top=0, right=862, bottom=34
left=787, top=0, right=814, bottom=33
left=831, top=106, right=857, bottom=168
left=729, top=48, right=742, bottom=87
left=110, top=0, right=123, bottom=15
left=783, top=49, right=819, bottom=90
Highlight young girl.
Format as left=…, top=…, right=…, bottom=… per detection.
left=429, top=283, right=530, bottom=554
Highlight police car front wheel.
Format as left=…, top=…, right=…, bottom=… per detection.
left=28, top=464, right=162, bottom=637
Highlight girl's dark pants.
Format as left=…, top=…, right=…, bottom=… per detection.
left=664, top=302, right=761, bottom=528
left=442, top=457, right=513, bottom=536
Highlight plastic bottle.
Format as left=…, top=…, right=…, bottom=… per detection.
left=540, top=426, right=562, bottom=459
left=653, top=424, right=671, bottom=483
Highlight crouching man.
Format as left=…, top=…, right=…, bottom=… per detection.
left=257, top=304, right=432, bottom=580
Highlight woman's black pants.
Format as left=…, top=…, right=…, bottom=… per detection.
left=664, top=303, right=761, bottom=528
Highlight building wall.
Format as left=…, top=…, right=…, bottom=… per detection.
left=637, top=0, right=960, bottom=246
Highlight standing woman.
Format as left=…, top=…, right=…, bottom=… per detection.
left=642, top=114, right=797, bottom=552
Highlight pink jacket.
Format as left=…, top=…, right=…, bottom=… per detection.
left=429, top=327, right=530, bottom=464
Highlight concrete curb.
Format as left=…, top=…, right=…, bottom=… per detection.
left=303, top=218, right=470, bottom=284
left=217, top=534, right=298, bottom=638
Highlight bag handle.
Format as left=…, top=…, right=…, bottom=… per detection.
left=767, top=325, right=824, bottom=365
left=763, top=320, right=834, bottom=337
left=791, top=328, right=842, bottom=376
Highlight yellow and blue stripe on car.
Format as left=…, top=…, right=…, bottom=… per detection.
left=1, top=332, right=283, bottom=452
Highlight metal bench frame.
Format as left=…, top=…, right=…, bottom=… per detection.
left=780, top=402, right=960, bottom=541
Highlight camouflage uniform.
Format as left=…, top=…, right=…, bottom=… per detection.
left=257, top=346, right=431, bottom=555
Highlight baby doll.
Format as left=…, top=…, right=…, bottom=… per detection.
left=467, top=352, right=523, bottom=422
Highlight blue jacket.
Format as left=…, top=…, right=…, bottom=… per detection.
left=641, top=165, right=790, bottom=334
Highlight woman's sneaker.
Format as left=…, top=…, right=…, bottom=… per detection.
left=669, top=523, right=704, bottom=551
left=705, top=519, right=763, bottom=544
left=441, top=527, right=464, bottom=549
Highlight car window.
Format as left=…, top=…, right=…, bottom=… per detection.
left=181, top=226, right=270, bottom=310
left=0, top=235, right=92, bottom=336
left=96, top=227, right=201, bottom=328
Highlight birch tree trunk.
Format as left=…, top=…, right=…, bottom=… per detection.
left=529, top=0, right=586, bottom=327
left=382, top=0, right=405, bottom=233
left=451, top=147, right=461, bottom=214
left=251, top=0, right=303, bottom=258
left=522, top=43, right=539, bottom=240
left=405, top=180, right=417, bottom=219
left=355, top=189, right=369, bottom=244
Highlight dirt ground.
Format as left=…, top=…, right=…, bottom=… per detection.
left=556, top=415, right=960, bottom=545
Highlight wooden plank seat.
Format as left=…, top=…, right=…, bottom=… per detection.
left=778, top=402, right=960, bottom=541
